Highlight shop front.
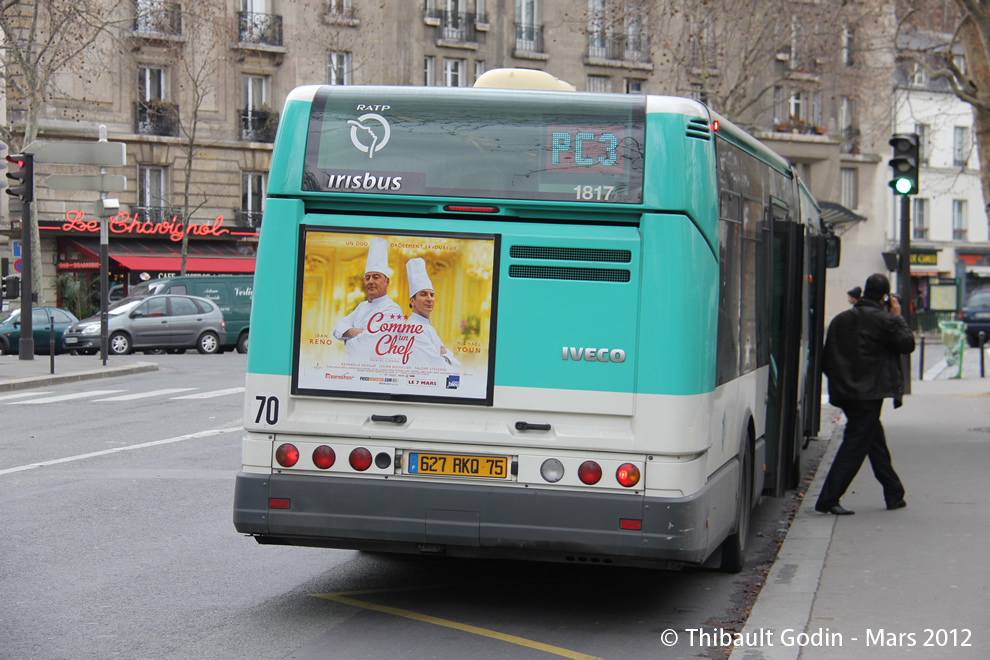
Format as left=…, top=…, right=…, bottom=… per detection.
left=44, top=209, right=257, bottom=314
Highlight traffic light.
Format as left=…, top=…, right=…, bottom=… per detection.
left=0, top=144, right=6, bottom=192
left=5, top=152, right=34, bottom=203
left=1, top=275, right=19, bottom=300
left=888, top=133, right=919, bottom=195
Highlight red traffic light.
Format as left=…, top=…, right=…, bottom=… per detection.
left=5, top=154, right=25, bottom=168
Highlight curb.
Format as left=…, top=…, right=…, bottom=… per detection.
left=0, top=362, right=159, bottom=392
left=728, top=412, right=843, bottom=660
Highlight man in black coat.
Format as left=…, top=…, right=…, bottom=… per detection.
left=815, top=273, right=916, bottom=515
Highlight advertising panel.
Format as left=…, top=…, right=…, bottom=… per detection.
left=294, top=227, right=498, bottom=405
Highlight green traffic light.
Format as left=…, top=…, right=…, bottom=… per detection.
left=893, top=177, right=913, bottom=194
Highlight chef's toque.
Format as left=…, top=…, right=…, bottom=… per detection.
left=406, top=258, right=433, bottom=297
left=365, top=237, right=392, bottom=276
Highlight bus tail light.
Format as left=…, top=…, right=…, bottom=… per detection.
left=275, top=443, right=299, bottom=467
left=616, top=463, right=641, bottom=488
left=349, top=447, right=373, bottom=471
left=578, top=461, right=602, bottom=485
left=619, top=519, right=642, bottom=530
left=269, top=498, right=291, bottom=509
left=313, top=446, right=336, bottom=469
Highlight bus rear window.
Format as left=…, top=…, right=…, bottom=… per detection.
left=303, top=86, right=645, bottom=204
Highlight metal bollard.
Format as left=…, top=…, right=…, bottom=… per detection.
left=919, top=335, right=925, bottom=381
left=981, top=332, right=986, bottom=378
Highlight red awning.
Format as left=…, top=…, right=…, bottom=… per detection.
left=111, top=255, right=256, bottom=274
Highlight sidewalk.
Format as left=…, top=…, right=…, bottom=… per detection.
left=0, top=353, right=158, bottom=392
left=731, top=344, right=990, bottom=659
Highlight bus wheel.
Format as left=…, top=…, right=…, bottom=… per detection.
left=719, top=439, right=752, bottom=573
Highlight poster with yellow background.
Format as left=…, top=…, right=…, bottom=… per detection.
left=295, top=229, right=496, bottom=403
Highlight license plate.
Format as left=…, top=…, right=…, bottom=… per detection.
left=407, top=452, right=509, bottom=478
left=64, top=337, right=78, bottom=344
left=975, top=312, right=990, bottom=319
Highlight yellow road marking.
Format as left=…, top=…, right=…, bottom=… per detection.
left=312, top=591, right=604, bottom=660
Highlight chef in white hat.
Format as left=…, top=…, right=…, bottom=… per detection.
left=332, top=237, right=403, bottom=359
left=405, top=257, right=460, bottom=368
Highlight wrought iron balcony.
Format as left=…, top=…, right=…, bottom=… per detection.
left=134, top=100, right=180, bottom=137
left=234, top=209, right=264, bottom=229
left=515, top=23, right=544, bottom=53
left=424, top=9, right=483, bottom=42
left=133, top=1, right=182, bottom=36
left=588, top=33, right=650, bottom=62
left=238, top=11, right=283, bottom=47
left=131, top=206, right=182, bottom=223
left=239, top=109, right=279, bottom=143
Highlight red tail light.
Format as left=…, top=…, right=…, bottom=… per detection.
left=616, top=463, right=641, bottom=488
left=313, top=445, right=336, bottom=469
left=349, top=447, right=372, bottom=471
left=269, top=498, right=291, bottom=509
left=578, top=461, right=602, bottom=485
left=275, top=443, right=299, bottom=467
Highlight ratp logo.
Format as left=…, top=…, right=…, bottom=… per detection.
left=348, top=113, right=391, bottom=158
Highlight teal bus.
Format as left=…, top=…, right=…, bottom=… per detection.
left=233, top=70, right=834, bottom=572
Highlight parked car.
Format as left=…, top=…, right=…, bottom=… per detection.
left=0, top=306, right=79, bottom=356
left=126, top=275, right=253, bottom=353
left=63, top=294, right=226, bottom=355
left=960, top=289, right=990, bottom=347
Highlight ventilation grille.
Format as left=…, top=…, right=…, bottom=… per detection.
left=686, top=118, right=711, bottom=141
left=509, top=265, right=631, bottom=282
left=509, top=245, right=632, bottom=263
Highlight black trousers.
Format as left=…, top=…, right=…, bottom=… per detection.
left=816, top=399, right=905, bottom=509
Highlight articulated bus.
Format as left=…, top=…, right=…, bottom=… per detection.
left=233, top=70, right=834, bottom=572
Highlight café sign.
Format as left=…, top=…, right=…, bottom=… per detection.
left=57, top=209, right=230, bottom=242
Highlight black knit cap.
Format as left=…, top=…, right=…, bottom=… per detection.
left=862, top=273, right=890, bottom=301
left=847, top=286, right=861, bottom=300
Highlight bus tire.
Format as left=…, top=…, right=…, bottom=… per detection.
left=719, top=436, right=752, bottom=574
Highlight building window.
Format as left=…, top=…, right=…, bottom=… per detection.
left=690, top=83, right=708, bottom=105
left=953, top=199, right=968, bottom=241
left=840, top=167, right=857, bottom=210
left=139, top=66, right=168, bottom=101
left=243, top=74, right=270, bottom=110
left=841, top=26, right=855, bottom=66
left=625, top=78, right=644, bottom=94
left=789, top=91, right=804, bottom=122
left=587, top=75, right=611, bottom=93
left=443, top=58, right=466, bottom=87
left=474, top=60, right=485, bottom=83
left=135, top=66, right=178, bottom=136
left=241, top=74, right=275, bottom=141
left=913, top=198, right=928, bottom=240
left=138, top=166, right=169, bottom=222
left=328, top=51, right=352, bottom=85
left=241, top=172, right=266, bottom=228
left=915, top=123, right=930, bottom=166
left=327, top=0, right=352, bottom=13
left=773, top=86, right=785, bottom=124
left=516, top=0, right=541, bottom=51
left=954, top=126, right=969, bottom=167
left=424, top=56, right=435, bottom=86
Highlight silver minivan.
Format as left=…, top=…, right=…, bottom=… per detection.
left=63, top=294, right=226, bottom=355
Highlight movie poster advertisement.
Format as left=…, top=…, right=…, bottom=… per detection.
left=294, top=228, right=498, bottom=404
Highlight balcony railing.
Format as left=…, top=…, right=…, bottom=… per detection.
left=425, top=9, right=482, bottom=42
left=588, top=33, right=650, bottom=62
left=515, top=23, right=544, bottom=53
left=234, top=209, right=264, bottom=229
left=135, top=100, right=180, bottom=137
left=134, top=1, right=182, bottom=36
left=131, top=206, right=182, bottom=223
left=238, top=11, right=283, bottom=47
left=240, top=109, right=279, bottom=143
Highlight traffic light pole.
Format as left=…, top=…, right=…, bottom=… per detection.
left=899, top=194, right=912, bottom=393
left=18, top=196, right=33, bottom=360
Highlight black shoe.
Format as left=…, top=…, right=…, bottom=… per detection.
left=886, top=500, right=907, bottom=510
left=815, top=504, right=855, bottom=515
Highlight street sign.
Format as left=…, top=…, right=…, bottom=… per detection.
left=24, top=140, right=126, bottom=167
left=14, top=259, right=22, bottom=273
left=43, top=174, right=127, bottom=192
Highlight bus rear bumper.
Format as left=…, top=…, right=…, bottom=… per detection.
left=233, top=471, right=724, bottom=568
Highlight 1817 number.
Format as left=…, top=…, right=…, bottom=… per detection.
left=573, top=185, right=615, bottom=201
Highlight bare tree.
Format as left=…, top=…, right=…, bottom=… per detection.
left=0, top=0, right=124, bottom=297
left=895, top=1, right=990, bottom=213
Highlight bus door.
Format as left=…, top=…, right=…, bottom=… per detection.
left=803, top=234, right=828, bottom=444
left=765, top=206, right=805, bottom=496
